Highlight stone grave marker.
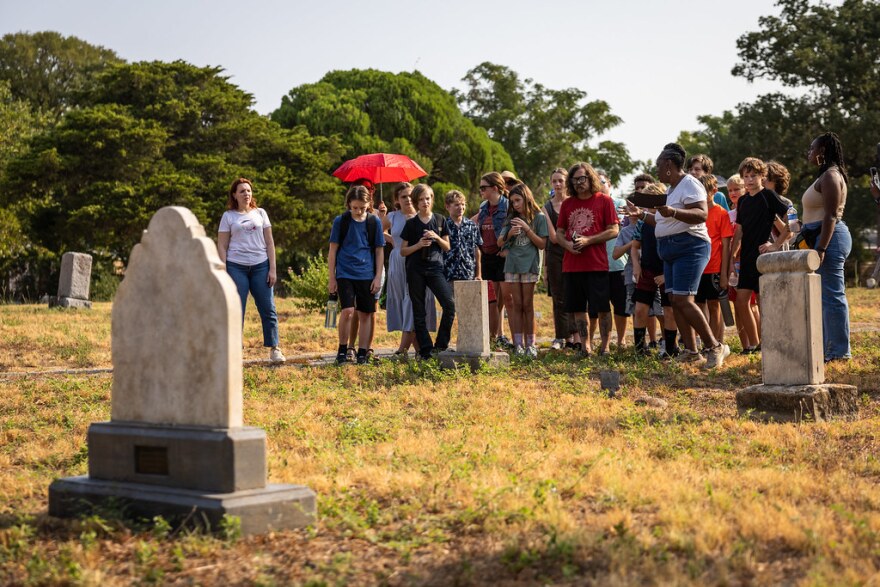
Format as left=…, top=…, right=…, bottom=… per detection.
left=49, top=252, right=93, bottom=309
left=436, top=280, right=508, bottom=370
left=735, top=250, right=858, bottom=422
left=49, top=207, right=316, bottom=534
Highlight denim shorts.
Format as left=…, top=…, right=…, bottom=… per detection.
left=657, top=232, right=710, bottom=296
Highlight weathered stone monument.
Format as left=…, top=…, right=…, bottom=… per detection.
left=49, top=207, right=316, bottom=534
left=436, top=280, right=509, bottom=370
left=49, top=252, right=93, bottom=309
left=736, top=250, right=858, bottom=422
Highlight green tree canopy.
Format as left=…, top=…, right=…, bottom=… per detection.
left=0, top=31, right=121, bottom=122
left=271, top=69, right=514, bottom=211
left=456, top=62, right=636, bottom=195
left=2, top=60, right=341, bottom=275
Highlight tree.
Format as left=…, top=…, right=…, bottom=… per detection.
left=680, top=0, right=880, bottom=250
left=2, top=60, right=342, bottom=297
left=272, top=69, right=514, bottom=211
left=0, top=31, right=121, bottom=121
left=456, top=62, right=635, bottom=195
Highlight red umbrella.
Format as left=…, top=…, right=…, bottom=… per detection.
left=332, top=153, right=427, bottom=184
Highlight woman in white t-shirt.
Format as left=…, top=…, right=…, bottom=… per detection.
left=629, top=143, right=726, bottom=368
left=218, top=177, right=285, bottom=363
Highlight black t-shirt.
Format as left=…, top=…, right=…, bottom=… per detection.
left=401, top=213, right=448, bottom=272
left=737, top=188, right=789, bottom=262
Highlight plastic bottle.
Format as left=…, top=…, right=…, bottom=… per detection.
left=324, top=293, right=339, bottom=329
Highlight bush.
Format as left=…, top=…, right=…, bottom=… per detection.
left=285, top=254, right=328, bottom=312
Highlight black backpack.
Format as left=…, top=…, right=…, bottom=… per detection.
left=339, top=211, right=381, bottom=264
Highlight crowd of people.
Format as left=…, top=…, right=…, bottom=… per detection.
left=219, top=133, right=857, bottom=367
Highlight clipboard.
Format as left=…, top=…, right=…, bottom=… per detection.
left=627, top=191, right=667, bottom=209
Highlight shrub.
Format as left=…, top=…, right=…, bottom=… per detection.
left=285, top=254, right=329, bottom=312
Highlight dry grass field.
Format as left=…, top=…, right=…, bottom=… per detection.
left=1, top=290, right=879, bottom=585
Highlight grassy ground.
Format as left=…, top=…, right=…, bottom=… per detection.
left=1, top=291, right=879, bottom=585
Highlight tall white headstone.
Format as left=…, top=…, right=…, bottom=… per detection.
left=111, top=207, right=243, bottom=428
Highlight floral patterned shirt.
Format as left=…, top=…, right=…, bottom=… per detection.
left=444, top=218, right=483, bottom=281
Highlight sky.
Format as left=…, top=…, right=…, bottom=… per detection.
left=1, top=0, right=799, bottom=188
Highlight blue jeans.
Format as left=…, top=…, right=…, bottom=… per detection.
left=657, top=232, right=710, bottom=296
left=226, top=259, right=279, bottom=347
left=804, top=220, right=852, bottom=360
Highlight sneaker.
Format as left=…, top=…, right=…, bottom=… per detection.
left=551, top=339, right=564, bottom=350
left=346, top=347, right=356, bottom=362
left=513, top=345, right=525, bottom=356
left=526, top=345, right=538, bottom=359
left=335, top=350, right=348, bottom=365
left=564, top=341, right=578, bottom=350
left=648, top=341, right=658, bottom=350
left=356, top=349, right=368, bottom=365
left=269, top=347, right=286, bottom=363
left=496, top=335, right=513, bottom=349
left=676, top=349, right=706, bottom=365
left=703, top=343, right=729, bottom=369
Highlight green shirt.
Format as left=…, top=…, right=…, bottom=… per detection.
left=499, top=213, right=549, bottom=275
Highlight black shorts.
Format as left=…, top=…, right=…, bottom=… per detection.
left=563, top=271, right=610, bottom=314
left=632, top=269, right=671, bottom=307
left=481, top=252, right=505, bottom=283
left=337, top=278, right=376, bottom=313
left=590, top=271, right=629, bottom=318
left=738, top=257, right=760, bottom=292
left=695, top=273, right=724, bottom=302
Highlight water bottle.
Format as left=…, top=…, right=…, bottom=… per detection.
left=729, top=262, right=740, bottom=288
left=787, top=207, right=799, bottom=233
left=324, top=293, right=339, bottom=328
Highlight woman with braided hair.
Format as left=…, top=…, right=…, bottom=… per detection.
left=802, top=132, right=852, bottom=361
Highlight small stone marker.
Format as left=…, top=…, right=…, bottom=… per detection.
left=49, top=252, right=93, bottom=309
left=49, top=207, right=316, bottom=535
left=599, top=370, right=620, bottom=395
left=436, top=280, right=508, bottom=370
left=735, top=250, right=858, bottom=422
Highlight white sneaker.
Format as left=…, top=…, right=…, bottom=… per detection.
left=526, top=346, right=538, bottom=359
left=702, top=343, right=728, bottom=369
left=269, top=347, right=286, bottom=363
left=551, top=339, right=564, bottom=350
left=513, top=345, right=525, bottom=356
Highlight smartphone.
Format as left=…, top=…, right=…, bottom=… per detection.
left=871, top=167, right=880, bottom=189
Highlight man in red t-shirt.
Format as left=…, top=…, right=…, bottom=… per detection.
left=556, top=162, right=620, bottom=355
left=694, top=174, right=733, bottom=349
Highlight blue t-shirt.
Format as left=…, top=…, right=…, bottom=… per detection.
left=606, top=197, right=628, bottom=272
left=633, top=220, right=663, bottom=274
left=713, top=192, right=730, bottom=211
left=329, top=214, right=385, bottom=280
left=614, top=221, right=638, bottom=285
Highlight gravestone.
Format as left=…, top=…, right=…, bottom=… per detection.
left=735, top=250, right=858, bottom=422
left=49, top=207, right=316, bottom=534
left=436, top=280, right=508, bottom=370
left=49, top=252, right=93, bottom=309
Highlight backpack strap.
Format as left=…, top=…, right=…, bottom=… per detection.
left=338, top=211, right=353, bottom=244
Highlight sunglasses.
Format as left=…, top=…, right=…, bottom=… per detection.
left=479, top=185, right=492, bottom=191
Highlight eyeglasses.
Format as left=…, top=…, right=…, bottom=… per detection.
left=479, top=185, right=492, bottom=191
left=573, top=176, right=589, bottom=185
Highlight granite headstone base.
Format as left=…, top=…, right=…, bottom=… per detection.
left=49, top=477, right=315, bottom=536
left=49, top=421, right=316, bottom=535
left=736, top=383, right=859, bottom=423
left=436, top=351, right=509, bottom=371
left=48, top=296, right=92, bottom=309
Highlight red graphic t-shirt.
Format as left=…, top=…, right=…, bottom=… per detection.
left=480, top=203, right=500, bottom=255
left=557, top=193, right=619, bottom=273
left=705, top=203, right=735, bottom=274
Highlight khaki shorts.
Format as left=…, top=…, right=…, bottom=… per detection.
left=505, top=272, right=539, bottom=283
